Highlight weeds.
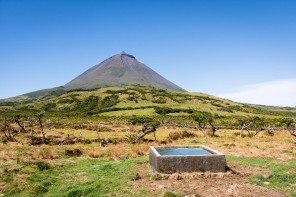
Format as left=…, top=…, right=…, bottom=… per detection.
left=161, top=190, right=183, bottom=197
left=65, top=149, right=82, bottom=157
left=151, top=173, right=162, bottom=180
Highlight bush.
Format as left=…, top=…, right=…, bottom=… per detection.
left=168, top=130, right=196, bottom=140
left=162, top=190, right=182, bottom=197
left=35, top=161, right=51, bottom=171
left=152, top=97, right=166, bottom=104
left=42, top=103, right=56, bottom=112
left=65, top=149, right=82, bottom=157
left=31, top=184, right=48, bottom=195
left=66, top=188, right=83, bottom=197
left=151, top=173, right=162, bottom=180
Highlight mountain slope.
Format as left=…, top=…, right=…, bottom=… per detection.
left=0, top=52, right=186, bottom=104
left=65, top=51, right=186, bottom=92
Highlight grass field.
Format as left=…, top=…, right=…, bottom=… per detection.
left=0, top=123, right=295, bottom=196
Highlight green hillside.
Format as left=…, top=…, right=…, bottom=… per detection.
left=3, top=85, right=296, bottom=119
left=0, top=87, right=66, bottom=104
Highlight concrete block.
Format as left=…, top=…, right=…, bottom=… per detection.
left=149, top=145, right=226, bottom=173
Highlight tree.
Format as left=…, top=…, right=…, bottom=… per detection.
left=14, top=115, right=27, bottom=133
left=238, top=117, right=251, bottom=137
left=126, top=116, right=160, bottom=143
left=250, top=117, right=265, bottom=138
left=208, top=115, right=217, bottom=137
left=35, top=113, right=46, bottom=143
left=0, top=116, right=9, bottom=138
left=191, top=111, right=212, bottom=136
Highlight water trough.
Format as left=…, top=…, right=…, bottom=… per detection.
left=149, top=145, right=226, bottom=173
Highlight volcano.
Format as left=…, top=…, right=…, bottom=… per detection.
left=0, top=51, right=186, bottom=103
left=65, top=51, right=186, bottom=92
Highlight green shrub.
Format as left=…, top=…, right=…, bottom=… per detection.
left=66, top=189, right=83, bottom=197
left=65, top=149, right=82, bottom=157
left=31, top=184, right=48, bottom=195
left=162, top=190, right=182, bottom=197
left=151, top=173, right=162, bottom=180
left=35, top=161, right=51, bottom=171
left=152, top=97, right=166, bottom=104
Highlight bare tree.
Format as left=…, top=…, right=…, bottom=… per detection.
left=238, top=118, right=251, bottom=137
left=36, top=113, right=46, bottom=143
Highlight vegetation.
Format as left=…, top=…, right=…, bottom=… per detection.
left=0, top=85, right=296, bottom=196
left=2, top=85, right=295, bottom=118
left=126, top=116, right=160, bottom=143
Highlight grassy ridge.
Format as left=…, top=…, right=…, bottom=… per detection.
left=5, top=85, right=296, bottom=118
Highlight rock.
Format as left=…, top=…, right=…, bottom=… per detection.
left=263, top=172, right=272, bottom=179
left=226, top=184, right=238, bottom=196
left=263, top=182, right=270, bottom=185
left=158, top=185, right=167, bottom=189
left=253, top=179, right=260, bottom=183
left=204, top=171, right=211, bottom=178
left=216, top=173, right=225, bottom=178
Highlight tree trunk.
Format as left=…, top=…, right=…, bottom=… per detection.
left=212, top=126, right=216, bottom=137
left=14, top=117, right=26, bottom=133
left=240, top=123, right=246, bottom=137
left=198, top=123, right=205, bottom=136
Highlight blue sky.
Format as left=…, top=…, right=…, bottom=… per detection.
left=1, top=0, right=296, bottom=106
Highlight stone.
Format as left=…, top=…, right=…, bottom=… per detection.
left=263, top=182, right=270, bottom=185
left=253, top=179, right=260, bottom=183
left=263, top=172, right=272, bottom=179
left=158, top=185, right=167, bottom=189
left=216, top=173, right=225, bottom=178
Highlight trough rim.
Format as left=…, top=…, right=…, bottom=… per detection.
left=150, top=145, right=225, bottom=157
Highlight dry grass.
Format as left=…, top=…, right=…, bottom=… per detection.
left=82, top=147, right=102, bottom=158
left=1, top=126, right=295, bottom=163
left=81, top=142, right=163, bottom=160
left=0, top=150, right=16, bottom=160
left=30, top=149, right=59, bottom=159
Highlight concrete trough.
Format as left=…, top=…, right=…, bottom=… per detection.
left=149, top=145, right=226, bottom=173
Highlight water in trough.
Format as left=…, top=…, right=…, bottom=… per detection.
left=157, top=148, right=211, bottom=156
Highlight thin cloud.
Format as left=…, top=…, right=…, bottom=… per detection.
left=218, top=79, right=296, bottom=107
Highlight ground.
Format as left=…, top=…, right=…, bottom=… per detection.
left=134, top=161, right=287, bottom=197
left=0, top=124, right=295, bottom=196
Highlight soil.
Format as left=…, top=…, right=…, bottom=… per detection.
left=132, top=162, right=287, bottom=197
left=0, top=181, right=6, bottom=192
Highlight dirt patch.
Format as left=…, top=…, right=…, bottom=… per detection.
left=227, top=160, right=267, bottom=176
left=0, top=181, right=7, bottom=191
left=133, top=163, right=287, bottom=197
